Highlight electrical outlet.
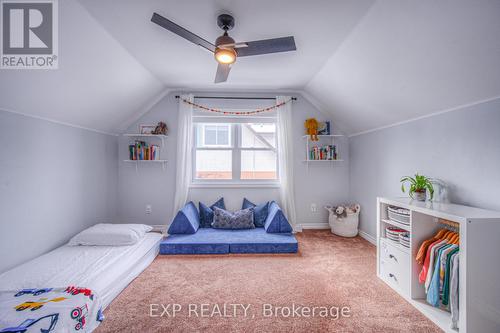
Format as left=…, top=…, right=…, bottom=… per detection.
left=310, top=203, right=317, bottom=212
left=146, top=205, right=152, bottom=215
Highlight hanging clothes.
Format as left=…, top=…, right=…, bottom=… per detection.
left=442, top=247, right=459, bottom=306
left=450, top=254, right=460, bottom=329
left=427, top=244, right=454, bottom=306
left=419, top=239, right=446, bottom=284
left=416, top=228, right=459, bottom=311
left=415, top=229, right=447, bottom=264
left=425, top=241, right=449, bottom=291
left=439, top=245, right=458, bottom=295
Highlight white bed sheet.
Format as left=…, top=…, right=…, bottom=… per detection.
left=0, top=232, right=162, bottom=308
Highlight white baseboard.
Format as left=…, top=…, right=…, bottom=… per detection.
left=151, top=224, right=168, bottom=234
left=296, top=223, right=330, bottom=231
left=359, top=230, right=376, bottom=245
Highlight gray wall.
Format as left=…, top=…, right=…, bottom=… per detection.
left=349, top=98, right=500, bottom=238
left=0, top=111, right=118, bottom=273
left=118, top=92, right=350, bottom=227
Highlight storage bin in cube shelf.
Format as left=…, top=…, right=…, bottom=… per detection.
left=387, top=206, right=410, bottom=225
left=325, top=204, right=361, bottom=237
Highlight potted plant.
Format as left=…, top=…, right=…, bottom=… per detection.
left=400, top=174, right=434, bottom=201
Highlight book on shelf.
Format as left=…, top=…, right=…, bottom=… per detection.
left=309, top=144, right=337, bottom=160
left=129, top=141, right=160, bottom=161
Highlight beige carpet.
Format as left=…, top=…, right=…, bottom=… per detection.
left=96, top=230, right=441, bottom=332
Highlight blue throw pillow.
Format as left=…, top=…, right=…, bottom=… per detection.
left=264, top=201, right=293, bottom=233
left=242, top=198, right=269, bottom=228
left=168, top=201, right=200, bottom=234
left=199, top=198, right=226, bottom=228
left=212, top=207, right=255, bottom=229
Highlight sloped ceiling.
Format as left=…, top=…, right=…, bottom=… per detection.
left=0, top=0, right=164, bottom=133
left=1, top=0, right=499, bottom=134
left=78, top=0, right=374, bottom=90
left=306, top=0, right=500, bottom=134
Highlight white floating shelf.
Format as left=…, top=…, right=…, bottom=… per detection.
left=123, top=160, right=167, bottom=163
left=123, top=159, right=167, bottom=171
left=302, top=134, right=344, bottom=139
left=123, top=134, right=168, bottom=138
left=303, top=159, right=344, bottom=162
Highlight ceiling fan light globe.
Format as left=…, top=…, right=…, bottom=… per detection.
left=215, top=48, right=236, bottom=64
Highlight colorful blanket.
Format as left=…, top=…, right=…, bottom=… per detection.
left=0, top=287, right=103, bottom=333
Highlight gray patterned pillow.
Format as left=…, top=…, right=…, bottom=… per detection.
left=212, top=207, right=255, bottom=229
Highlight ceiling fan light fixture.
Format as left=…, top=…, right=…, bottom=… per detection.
left=215, top=47, right=236, bottom=64
left=150, top=12, right=296, bottom=83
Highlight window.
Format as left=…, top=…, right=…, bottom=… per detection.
left=193, top=122, right=278, bottom=183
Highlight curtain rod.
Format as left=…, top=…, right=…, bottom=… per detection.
left=175, top=95, right=297, bottom=101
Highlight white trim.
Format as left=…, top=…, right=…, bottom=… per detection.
left=189, top=183, right=280, bottom=189
left=358, top=230, right=376, bottom=245
left=349, top=95, right=500, bottom=137
left=297, top=223, right=330, bottom=230
left=0, top=107, right=117, bottom=136
left=151, top=224, right=168, bottom=234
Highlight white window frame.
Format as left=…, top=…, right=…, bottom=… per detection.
left=191, top=117, right=279, bottom=187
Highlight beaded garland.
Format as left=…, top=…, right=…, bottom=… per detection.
left=181, top=98, right=291, bottom=115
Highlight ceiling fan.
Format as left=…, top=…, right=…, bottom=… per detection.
left=151, top=13, right=297, bottom=83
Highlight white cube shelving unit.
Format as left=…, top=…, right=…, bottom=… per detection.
left=377, top=197, right=500, bottom=333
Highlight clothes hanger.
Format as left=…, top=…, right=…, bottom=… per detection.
left=449, top=234, right=459, bottom=244
left=441, top=230, right=453, bottom=240
left=434, top=229, right=447, bottom=239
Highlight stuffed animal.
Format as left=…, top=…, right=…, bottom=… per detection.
left=304, top=118, right=319, bottom=141
left=334, top=206, right=347, bottom=219
left=153, top=122, right=168, bottom=135
left=346, top=204, right=360, bottom=214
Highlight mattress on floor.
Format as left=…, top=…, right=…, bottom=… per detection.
left=0, top=232, right=163, bottom=308
left=160, top=228, right=298, bottom=254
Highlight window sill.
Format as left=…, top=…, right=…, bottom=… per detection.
left=189, top=182, right=281, bottom=189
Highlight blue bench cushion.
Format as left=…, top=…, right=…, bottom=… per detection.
left=160, top=228, right=298, bottom=254
left=264, top=201, right=293, bottom=233
left=242, top=198, right=269, bottom=227
left=167, top=201, right=200, bottom=234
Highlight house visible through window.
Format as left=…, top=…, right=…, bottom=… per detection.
left=194, top=122, right=278, bottom=182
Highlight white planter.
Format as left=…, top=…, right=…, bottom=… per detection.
left=325, top=204, right=361, bottom=237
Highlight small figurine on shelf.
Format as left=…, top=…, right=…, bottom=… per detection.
left=304, top=118, right=319, bottom=141
left=152, top=121, right=168, bottom=135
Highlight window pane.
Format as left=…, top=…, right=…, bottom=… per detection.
left=241, top=150, right=277, bottom=180
left=197, top=124, right=231, bottom=147
left=217, top=126, right=229, bottom=145
left=241, top=123, right=276, bottom=148
left=204, top=126, right=217, bottom=145
left=196, top=150, right=232, bottom=179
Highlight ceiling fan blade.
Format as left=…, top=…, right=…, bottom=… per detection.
left=235, top=36, right=296, bottom=57
left=214, top=63, right=231, bottom=83
left=151, top=13, right=215, bottom=52
left=218, top=42, right=248, bottom=49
